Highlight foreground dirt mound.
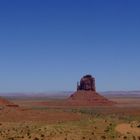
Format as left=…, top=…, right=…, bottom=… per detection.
left=67, top=91, right=115, bottom=106
left=0, top=97, right=19, bottom=107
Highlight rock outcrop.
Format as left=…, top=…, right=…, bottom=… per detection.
left=68, top=74, right=115, bottom=106
left=0, top=97, right=19, bottom=107
left=77, top=75, right=96, bottom=91
left=39, top=74, right=115, bottom=107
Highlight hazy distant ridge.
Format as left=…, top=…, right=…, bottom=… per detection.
left=0, top=91, right=140, bottom=99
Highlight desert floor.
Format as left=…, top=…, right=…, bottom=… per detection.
left=0, top=96, right=140, bottom=140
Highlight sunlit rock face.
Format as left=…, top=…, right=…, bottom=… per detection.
left=68, top=74, right=115, bottom=106
left=77, top=75, right=96, bottom=91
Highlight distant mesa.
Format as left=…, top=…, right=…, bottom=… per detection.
left=0, top=97, right=19, bottom=108
left=68, top=74, right=115, bottom=106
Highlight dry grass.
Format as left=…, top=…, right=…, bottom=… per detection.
left=0, top=97, right=139, bottom=140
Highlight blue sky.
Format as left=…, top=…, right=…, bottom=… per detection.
left=0, top=0, right=140, bottom=92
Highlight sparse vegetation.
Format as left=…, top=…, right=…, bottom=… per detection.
left=0, top=97, right=139, bottom=140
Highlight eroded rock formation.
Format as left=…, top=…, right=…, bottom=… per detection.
left=40, top=74, right=116, bottom=106
left=68, top=74, right=115, bottom=106
left=77, top=75, right=96, bottom=91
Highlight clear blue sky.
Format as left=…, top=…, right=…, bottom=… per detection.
left=0, top=0, right=140, bottom=93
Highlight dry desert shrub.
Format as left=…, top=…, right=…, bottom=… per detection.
left=82, top=136, right=86, bottom=139
left=123, top=136, right=127, bottom=139
left=132, top=135, right=136, bottom=140
left=40, top=134, right=44, bottom=138
left=34, top=137, right=39, bottom=140
left=101, top=135, right=106, bottom=139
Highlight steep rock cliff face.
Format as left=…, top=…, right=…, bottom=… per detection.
left=68, top=75, right=115, bottom=106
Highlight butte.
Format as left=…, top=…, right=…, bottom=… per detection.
left=67, top=74, right=115, bottom=106
left=39, top=74, right=115, bottom=107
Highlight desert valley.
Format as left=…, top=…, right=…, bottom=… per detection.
left=0, top=75, right=140, bottom=140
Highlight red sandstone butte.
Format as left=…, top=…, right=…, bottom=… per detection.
left=40, top=74, right=115, bottom=107
left=67, top=75, right=115, bottom=106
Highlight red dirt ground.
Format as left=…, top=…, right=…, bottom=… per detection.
left=0, top=107, right=82, bottom=123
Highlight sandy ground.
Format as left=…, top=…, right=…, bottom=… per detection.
left=115, top=123, right=140, bottom=135
left=0, top=97, right=139, bottom=140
